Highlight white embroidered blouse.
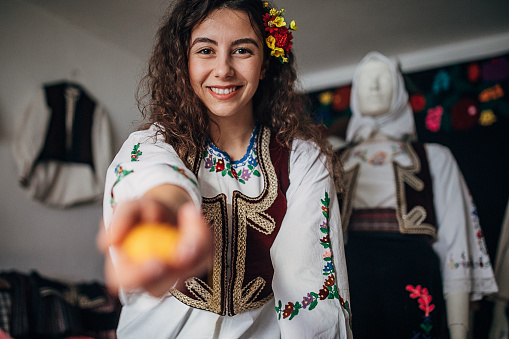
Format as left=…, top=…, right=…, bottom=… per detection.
left=103, top=124, right=352, bottom=338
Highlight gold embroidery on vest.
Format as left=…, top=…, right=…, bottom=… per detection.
left=231, top=126, right=278, bottom=314
left=170, top=194, right=226, bottom=314
left=393, top=142, right=437, bottom=239
left=339, top=164, right=360, bottom=232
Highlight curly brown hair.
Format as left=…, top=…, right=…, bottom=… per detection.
left=137, top=0, right=342, bottom=189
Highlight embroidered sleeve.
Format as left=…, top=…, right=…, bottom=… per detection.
left=428, top=144, right=498, bottom=300
left=102, top=126, right=201, bottom=230
left=270, top=140, right=352, bottom=339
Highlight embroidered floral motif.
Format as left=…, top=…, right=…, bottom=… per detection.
left=351, top=149, right=367, bottom=162
left=406, top=284, right=436, bottom=338
left=448, top=251, right=491, bottom=270
left=169, top=165, right=198, bottom=187
left=351, top=145, right=407, bottom=166
left=202, top=127, right=260, bottom=184
left=275, top=192, right=351, bottom=328
left=369, top=151, right=387, bottom=166
left=131, top=143, right=142, bottom=161
left=110, top=164, right=134, bottom=206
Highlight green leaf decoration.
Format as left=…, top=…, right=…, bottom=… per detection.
left=253, top=170, right=260, bottom=177
left=228, top=172, right=233, bottom=178
left=239, top=179, right=246, bottom=184
left=421, top=323, right=433, bottom=335
left=222, top=170, right=227, bottom=177
left=321, top=192, right=330, bottom=207
left=321, top=242, right=330, bottom=249
left=289, top=302, right=302, bottom=320
left=309, top=292, right=319, bottom=310
left=248, top=165, right=253, bottom=170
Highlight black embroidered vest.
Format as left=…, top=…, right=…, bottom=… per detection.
left=339, top=142, right=438, bottom=240
left=171, top=127, right=290, bottom=315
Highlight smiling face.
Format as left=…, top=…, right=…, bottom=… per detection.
left=188, top=9, right=267, bottom=124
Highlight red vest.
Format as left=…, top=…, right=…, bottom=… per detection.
left=172, top=127, right=290, bottom=315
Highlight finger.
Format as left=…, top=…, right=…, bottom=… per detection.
left=96, top=220, right=109, bottom=253
left=103, top=248, right=120, bottom=295
left=108, top=200, right=142, bottom=245
left=175, top=203, right=213, bottom=272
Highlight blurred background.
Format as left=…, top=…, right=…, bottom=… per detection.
left=0, top=0, right=508, bottom=336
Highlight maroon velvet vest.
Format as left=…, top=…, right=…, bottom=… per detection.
left=171, top=127, right=290, bottom=315
left=339, top=142, right=438, bottom=241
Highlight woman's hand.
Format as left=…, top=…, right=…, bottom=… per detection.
left=97, top=186, right=213, bottom=297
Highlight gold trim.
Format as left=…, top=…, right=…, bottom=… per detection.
left=171, top=194, right=227, bottom=314
left=393, top=142, right=437, bottom=239
left=340, top=164, right=360, bottom=232
left=232, top=126, right=278, bottom=314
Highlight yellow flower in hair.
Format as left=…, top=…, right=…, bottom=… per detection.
left=290, top=20, right=297, bottom=31
left=263, top=2, right=269, bottom=8
left=271, top=47, right=285, bottom=58
left=270, top=8, right=278, bottom=16
left=266, top=36, right=276, bottom=50
left=273, top=16, right=286, bottom=28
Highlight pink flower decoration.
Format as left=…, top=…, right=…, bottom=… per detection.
left=425, top=106, right=443, bottom=132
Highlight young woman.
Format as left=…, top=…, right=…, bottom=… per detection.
left=99, top=0, right=352, bottom=337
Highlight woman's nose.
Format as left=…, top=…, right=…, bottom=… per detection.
left=214, top=55, right=234, bottom=79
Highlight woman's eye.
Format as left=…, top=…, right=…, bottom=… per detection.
left=198, top=49, right=213, bottom=55
left=234, top=48, right=253, bottom=55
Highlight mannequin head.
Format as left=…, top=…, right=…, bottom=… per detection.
left=346, top=51, right=416, bottom=143
left=356, top=59, right=393, bottom=117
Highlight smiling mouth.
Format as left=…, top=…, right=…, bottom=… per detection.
left=209, top=86, right=239, bottom=95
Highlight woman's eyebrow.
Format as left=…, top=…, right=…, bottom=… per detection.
left=231, top=38, right=259, bottom=47
left=190, top=37, right=260, bottom=49
left=190, top=37, right=217, bottom=48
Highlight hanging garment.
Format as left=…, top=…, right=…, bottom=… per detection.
left=12, top=81, right=113, bottom=208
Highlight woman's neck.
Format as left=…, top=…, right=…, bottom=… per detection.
left=209, top=116, right=256, bottom=162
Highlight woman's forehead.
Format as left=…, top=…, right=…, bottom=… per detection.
left=191, top=9, right=262, bottom=44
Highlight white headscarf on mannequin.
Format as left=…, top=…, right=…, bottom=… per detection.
left=346, top=51, right=416, bottom=143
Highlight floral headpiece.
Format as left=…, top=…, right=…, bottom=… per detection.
left=262, top=2, right=297, bottom=64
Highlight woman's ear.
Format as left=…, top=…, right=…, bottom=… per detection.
left=260, top=60, right=269, bottom=80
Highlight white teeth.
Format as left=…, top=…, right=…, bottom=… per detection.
left=211, top=87, right=236, bottom=95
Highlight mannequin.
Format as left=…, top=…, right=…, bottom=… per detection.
left=338, top=52, right=498, bottom=339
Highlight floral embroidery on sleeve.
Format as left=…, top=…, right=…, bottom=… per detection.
left=169, top=165, right=198, bottom=187
left=406, top=285, right=436, bottom=338
left=275, top=192, right=351, bottom=327
left=131, top=143, right=142, bottom=161
left=110, top=164, right=134, bottom=206
left=448, top=193, right=492, bottom=271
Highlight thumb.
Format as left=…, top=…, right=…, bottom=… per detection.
left=175, top=203, right=213, bottom=267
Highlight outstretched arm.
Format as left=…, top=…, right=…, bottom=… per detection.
left=98, top=184, right=213, bottom=297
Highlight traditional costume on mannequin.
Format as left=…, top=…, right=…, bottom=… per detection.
left=12, top=81, right=113, bottom=208
left=338, top=52, right=497, bottom=339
